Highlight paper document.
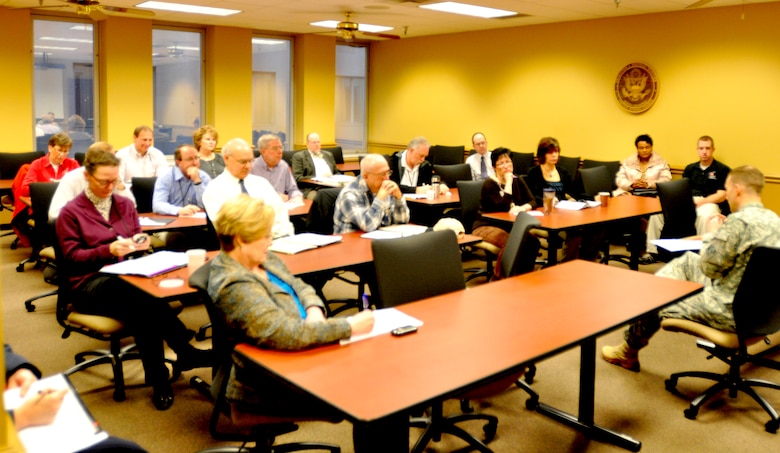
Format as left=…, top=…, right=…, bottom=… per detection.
left=555, top=200, right=588, bottom=211
left=361, top=230, right=404, bottom=240
left=100, top=251, right=188, bottom=277
left=651, top=239, right=702, bottom=252
left=284, top=199, right=305, bottom=210
left=139, top=216, right=176, bottom=226
left=403, top=193, right=429, bottom=200
left=4, top=373, right=109, bottom=453
left=379, top=224, right=428, bottom=236
left=268, top=233, right=343, bottom=255
left=312, top=174, right=356, bottom=186
left=340, top=308, right=424, bottom=345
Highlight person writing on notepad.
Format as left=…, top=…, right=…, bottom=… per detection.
left=333, top=153, right=410, bottom=234
left=208, top=195, right=374, bottom=417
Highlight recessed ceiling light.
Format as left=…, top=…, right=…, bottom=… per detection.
left=419, top=2, right=517, bottom=18
left=252, top=38, right=286, bottom=45
left=136, top=1, right=240, bottom=16
left=310, top=20, right=393, bottom=34
left=41, top=36, right=93, bottom=44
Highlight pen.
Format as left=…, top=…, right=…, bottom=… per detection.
left=361, top=294, right=370, bottom=311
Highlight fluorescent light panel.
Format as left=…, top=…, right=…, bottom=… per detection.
left=68, top=24, right=93, bottom=31
left=41, top=36, right=93, bottom=44
left=252, top=38, right=286, bottom=45
left=34, top=45, right=77, bottom=51
left=310, top=21, right=393, bottom=33
left=168, top=45, right=199, bottom=51
left=136, top=1, right=240, bottom=16
left=419, top=2, right=517, bottom=18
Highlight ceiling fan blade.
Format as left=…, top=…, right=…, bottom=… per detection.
left=685, top=0, right=716, bottom=8
left=101, top=5, right=155, bottom=17
left=362, top=31, right=401, bottom=40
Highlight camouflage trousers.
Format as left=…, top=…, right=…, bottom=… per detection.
left=624, top=251, right=735, bottom=350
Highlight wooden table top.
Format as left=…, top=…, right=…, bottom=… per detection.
left=336, top=162, right=360, bottom=173
left=483, top=194, right=661, bottom=231
left=0, top=179, right=12, bottom=191
left=138, top=213, right=207, bottom=232
left=287, top=198, right=312, bottom=218
left=235, top=260, right=702, bottom=423
left=403, top=187, right=460, bottom=207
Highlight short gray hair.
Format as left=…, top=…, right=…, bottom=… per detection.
left=408, top=136, right=429, bottom=151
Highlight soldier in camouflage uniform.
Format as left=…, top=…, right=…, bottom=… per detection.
left=602, top=165, right=780, bottom=371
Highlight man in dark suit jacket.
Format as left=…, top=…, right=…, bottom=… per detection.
left=292, top=132, right=339, bottom=199
left=387, top=136, right=447, bottom=195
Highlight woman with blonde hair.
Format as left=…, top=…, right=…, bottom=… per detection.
left=207, top=194, right=373, bottom=415
left=193, top=125, right=224, bottom=178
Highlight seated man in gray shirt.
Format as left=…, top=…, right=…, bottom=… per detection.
left=250, top=133, right=302, bottom=203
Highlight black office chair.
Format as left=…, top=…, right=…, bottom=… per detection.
left=581, top=159, right=621, bottom=192
left=433, top=163, right=471, bottom=188
left=188, top=262, right=341, bottom=453
left=131, top=176, right=157, bottom=213
left=17, top=181, right=59, bottom=274
left=21, top=182, right=60, bottom=310
left=372, top=230, right=503, bottom=453
left=457, top=179, right=500, bottom=282
left=656, top=179, right=697, bottom=261
left=74, top=152, right=86, bottom=166
left=0, top=151, right=44, bottom=245
left=49, top=221, right=167, bottom=402
left=281, top=150, right=297, bottom=167
left=557, top=155, right=581, bottom=185
left=662, top=246, right=780, bottom=433
left=321, top=146, right=344, bottom=165
left=578, top=167, right=632, bottom=268
left=428, top=145, right=465, bottom=165
left=510, top=151, right=534, bottom=177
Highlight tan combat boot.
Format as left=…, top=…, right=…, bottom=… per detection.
left=601, top=342, right=640, bottom=372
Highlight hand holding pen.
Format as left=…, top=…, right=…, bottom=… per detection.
left=13, top=388, right=69, bottom=430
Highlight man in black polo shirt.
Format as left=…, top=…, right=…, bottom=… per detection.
left=645, top=135, right=730, bottom=262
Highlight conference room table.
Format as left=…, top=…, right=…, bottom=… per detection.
left=336, top=162, right=360, bottom=174
left=403, top=187, right=461, bottom=226
left=483, top=194, right=662, bottom=269
left=234, top=260, right=702, bottom=452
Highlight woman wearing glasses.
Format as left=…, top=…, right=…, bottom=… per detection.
left=56, top=150, right=212, bottom=411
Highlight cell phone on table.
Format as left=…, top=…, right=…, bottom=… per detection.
left=391, top=325, right=418, bottom=337
left=133, top=234, right=149, bottom=244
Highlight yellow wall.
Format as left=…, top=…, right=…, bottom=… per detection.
left=0, top=8, right=34, bottom=152
left=368, top=3, right=780, bottom=175
left=293, top=34, right=336, bottom=148
left=99, top=17, right=154, bottom=146
left=205, top=25, right=253, bottom=144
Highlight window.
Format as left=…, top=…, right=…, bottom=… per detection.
left=251, top=37, right=292, bottom=150
left=33, top=19, right=95, bottom=154
left=335, top=45, right=367, bottom=153
left=152, top=28, right=202, bottom=155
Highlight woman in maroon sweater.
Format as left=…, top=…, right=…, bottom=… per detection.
left=56, top=150, right=210, bottom=411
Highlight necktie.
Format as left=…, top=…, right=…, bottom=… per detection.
left=239, top=179, right=248, bottom=194
left=480, top=156, right=487, bottom=179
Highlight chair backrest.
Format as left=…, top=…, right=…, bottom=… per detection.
left=372, top=230, right=465, bottom=308
left=74, top=152, right=86, bottom=166
left=510, top=152, right=534, bottom=177
left=579, top=166, right=613, bottom=199
left=456, top=179, right=483, bottom=234
left=656, top=178, right=697, bottom=239
left=282, top=150, right=296, bottom=167
left=732, top=247, right=780, bottom=339
left=557, top=155, right=581, bottom=181
left=29, top=182, right=59, bottom=250
left=582, top=159, right=620, bottom=191
left=433, top=163, right=471, bottom=187
left=0, top=151, right=44, bottom=179
left=499, top=212, right=541, bottom=278
left=428, top=145, right=465, bottom=165
left=306, top=187, right=343, bottom=234
left=131, top=177, right=157, bottom=213
left=322, top=146, right=344, bottom=164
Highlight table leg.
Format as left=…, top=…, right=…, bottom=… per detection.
left=352, top=413, right=409, bottom=453
left=545, top=231, right=561, bottom=267
left=627, top=217, right=644, bottom=271
left=535, top=338, right=642, bottom=452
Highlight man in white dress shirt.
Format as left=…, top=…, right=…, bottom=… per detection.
left=115, top=125, right=169, bottom=186
left=48, top=142, right=136, bottom=220
left=203, top=138, right=294, bottom=239
left=465, top=132, right=495, bottom=180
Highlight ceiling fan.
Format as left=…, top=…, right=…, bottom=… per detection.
left=23, top=0, right=155, bottom=21
left=331, top=12, right=400, bottom=41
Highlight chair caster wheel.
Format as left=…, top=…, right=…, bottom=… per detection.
left=483, top=421, right=497, bottom=442
left=25, top=302, right=35, bottom=312
left=525, top=396, right=539, bottom=410
left=765, top=419, right=779, bottom=434
left=684, top=407, right=698, bottom=420
left=664, top=378, right=677, bottom=393
left=113, top=390, right=126, bottom=402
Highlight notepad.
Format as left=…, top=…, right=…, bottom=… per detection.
left=555, top=200, right=588, bottom=211
left=100, top=251, right=188, bottom=277
left=4, top=374, right=109, bottom=453
left=651, top=239, right=702, bottom=252
left=340, top=308, right=424, bottom=345
left=139, top=216, right=176, bottom=226
left=268, top=233, right=343, bottom=255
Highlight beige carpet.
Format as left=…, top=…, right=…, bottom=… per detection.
left=3, top=232, right=780, bottom=452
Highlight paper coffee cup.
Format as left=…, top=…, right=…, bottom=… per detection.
left=598, top=192, right=610, bottom=207
left=187, top=248, right=207, bottom=272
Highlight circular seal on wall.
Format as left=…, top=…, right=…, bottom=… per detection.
left=615, top=62, right=659, bottom=114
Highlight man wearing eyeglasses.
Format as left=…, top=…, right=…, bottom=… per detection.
left=251, top=133, right=302, bottom=204
left=333, top=153, right=409, bottom=234
left=203, top=137, right=294, bottom=239
left=152, top=145, right=210, bottom=216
